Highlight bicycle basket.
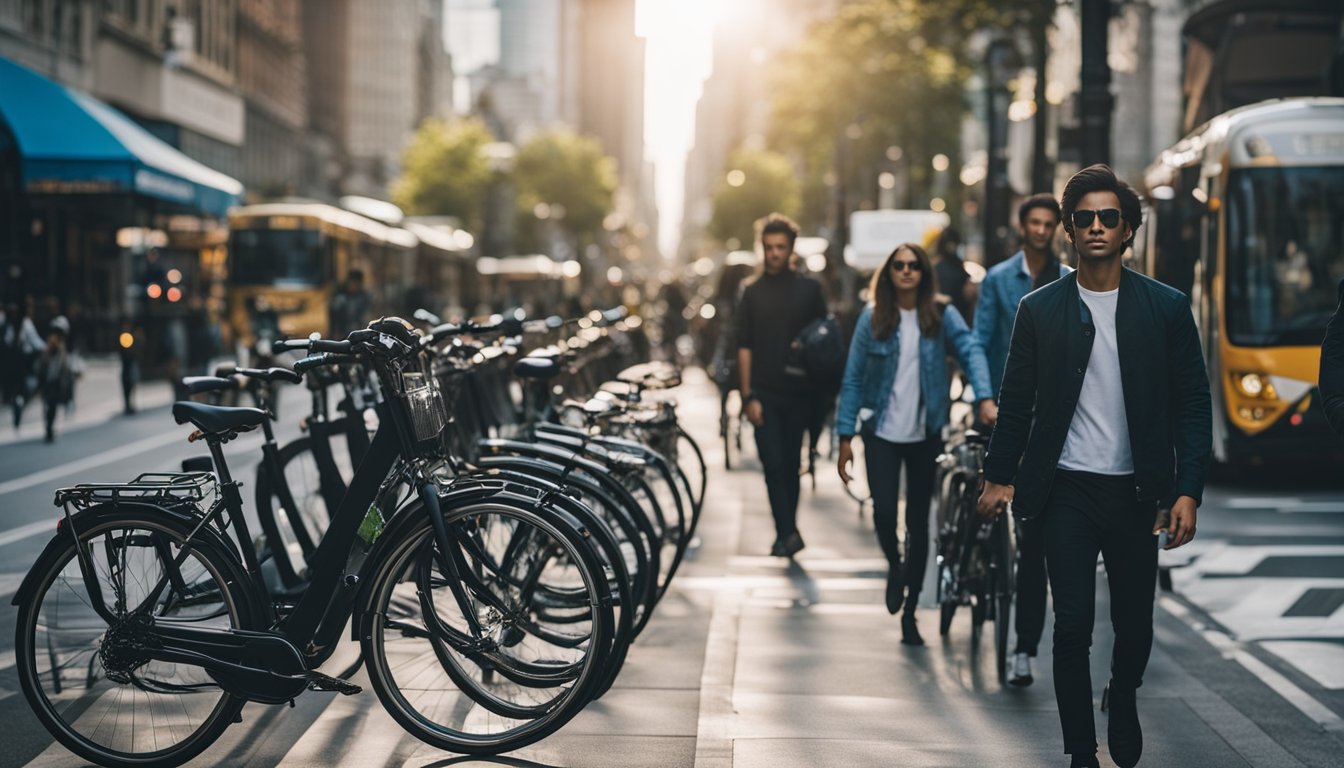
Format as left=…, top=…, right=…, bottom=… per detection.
left=400, top=371, right=447, bottom=444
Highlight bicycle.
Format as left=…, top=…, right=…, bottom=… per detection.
left=934, top=423, right=1016, bottom=685
left=12, top=319, right=618, bottom=766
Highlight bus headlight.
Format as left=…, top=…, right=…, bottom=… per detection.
left=1232, top=372, right=1275, bottom=400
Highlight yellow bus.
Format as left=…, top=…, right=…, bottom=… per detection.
left=226, top=203, right=422, bottom=342
left=1136, top=98, right=1344, bottom=464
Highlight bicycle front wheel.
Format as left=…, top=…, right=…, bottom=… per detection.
left=15, top=510, right=255, bottom=768
left=363, top=497, right=614, bottom=754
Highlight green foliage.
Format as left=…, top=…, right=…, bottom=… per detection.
left=766, top=0, right=1056, bottom=223
left=708, top=148, right=801, bottom=247
left=392, top=117, right=495, bottom=231
left=512, top=130, right=618, bottom=244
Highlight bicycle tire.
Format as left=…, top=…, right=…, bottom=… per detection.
left=362, top=496, right=614, bottom=755
left=15, top=508, right=257, bottom=768
left=992, top=515, right=1015, bottom=686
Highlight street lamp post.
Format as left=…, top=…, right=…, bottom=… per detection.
left=1079, top=0, right=1114, bottom=166
left=983, top=37, right=1021, bottom=269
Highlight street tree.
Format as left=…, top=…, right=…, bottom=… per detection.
left=767, top=0, right=1054, bottom=224
left=512, top=130, right=617, bottom=250
left=391, top=117, right=495, bottom=232
left=708, top=148, right=801, bottom=248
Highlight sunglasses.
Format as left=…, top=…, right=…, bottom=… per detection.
left=1071, top=208, right=1123, bottom=230
left=890, top=260, right=922, bottom=273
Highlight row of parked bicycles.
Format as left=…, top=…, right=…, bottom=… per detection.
left=10, top=309, right=707, bottom=767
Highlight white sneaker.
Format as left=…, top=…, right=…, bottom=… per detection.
left=1008, top=652, right=1033, bottom=687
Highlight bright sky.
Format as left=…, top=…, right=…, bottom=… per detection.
left=636, top=0, right=724, bottom=259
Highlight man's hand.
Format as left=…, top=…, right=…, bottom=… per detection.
left=745, top=397, right=764, bottom=426
left=1159, top=495, right=1198, bottom=549
left=977, top=399, right=998, bottom=427
left=837, top=438, right=854, bottom=484
left=977, top=479, right=1013, bottom=519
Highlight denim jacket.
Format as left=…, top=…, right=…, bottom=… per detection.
left=836, top=303, right=992, bottom=439
left=974, top=251, right=1071, bottom=399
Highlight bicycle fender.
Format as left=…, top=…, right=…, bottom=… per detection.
left=9, top=501, right=243, bottom=609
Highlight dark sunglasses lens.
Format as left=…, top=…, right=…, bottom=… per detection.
left=1073, top=209, right=1122, bottom=229
left=892, top=261, right=921, bottom=272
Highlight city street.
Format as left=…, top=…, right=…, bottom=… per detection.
left=0, top=366, right=1342, bottom=767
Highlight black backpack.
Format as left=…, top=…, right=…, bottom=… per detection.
left=794, top=315, right=846, bottom=392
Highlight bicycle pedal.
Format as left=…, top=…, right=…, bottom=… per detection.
left=306, top=671, right=362, bottom=696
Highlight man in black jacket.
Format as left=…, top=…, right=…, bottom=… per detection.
left=977, top=165, right=1211, bottom=768
left=1319, top=279, right=1344, bottom=439
left=737, top=213, right=827, bottom=557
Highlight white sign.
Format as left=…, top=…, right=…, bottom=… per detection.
left=847, top=210, right=951, bottom=270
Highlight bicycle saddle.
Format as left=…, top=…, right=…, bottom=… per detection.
left=182, top=375, right=240, bottom=395
left=172, top=401, right=267, bottom=435
left=617, top=362, right=680, bottom=389
left=230, top=366, right=302, bottom=385
left=514, top=355, right=562, bottom=381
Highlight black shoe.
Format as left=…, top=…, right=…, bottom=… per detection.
left=884, top=563, right=904, bottom=615
left=782, top=531, right=805, bottom=558
left=900, top=609, right=924, bottom=646
left=769, top=539, right=786, bottom=557
left=1068, top=753, right=1100, bottom=768
left=1106, top=682, right=1142, bottom=768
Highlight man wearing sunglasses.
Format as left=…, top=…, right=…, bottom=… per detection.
left=976, top=165, right=1211, bottom=768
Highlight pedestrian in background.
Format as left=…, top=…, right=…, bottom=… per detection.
left=1319, top=278, right=1344, bottom=440
left=836, top=243, right=997, bottom=644
left=37, top=316, right=75, bottom=443
left=933, top=227, right=976, bottom=324
left=736, top=213, right=827, bottom=558
left=973, top=192, right=1072, bottom=687
left=4, top=297, right=44, bottom=430
left=119, top=320, right=141, bottom=415
left=978, top=165, right=1211, bottom=768
left=329, top=268, right=373, bottom=337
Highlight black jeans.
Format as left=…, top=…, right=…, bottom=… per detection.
left=1014, top=516, right=1048, bottom=656
left=753, top=392, right=812, bottom=540
left=1043, top=470, right=1159, bottom=756
left=862, top=434, right=939, bottom=601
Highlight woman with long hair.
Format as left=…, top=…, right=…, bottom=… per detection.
left=835, top=243, right=997, bottom=645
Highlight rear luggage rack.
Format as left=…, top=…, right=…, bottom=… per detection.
left=54, top=471, right=216, bottom=509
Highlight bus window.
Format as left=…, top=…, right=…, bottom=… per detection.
left=1225, top=167, right=1344, bottom=347
left=230, top=229, right=323, bottom=287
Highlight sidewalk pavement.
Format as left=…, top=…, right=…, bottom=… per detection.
left=0, top=356, right=173, bottom=446
left=276, top=367, right=1332, bottom=768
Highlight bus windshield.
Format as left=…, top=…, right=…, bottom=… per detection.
left=1226, top=166, right=1344, bottom=347
left=229, top=228, right=323, bottom=287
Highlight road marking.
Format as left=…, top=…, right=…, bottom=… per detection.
left=1160, top=596, right=1344, bottom=732
left=0, top=430, right=187, bottom=496
left=1223, top=498, right=1344, bottom=514
left=693, top=587, right=743, bottom=768
left=0, top=432, right=262, bottom=548
left=0, top=521, right=55, bottom=549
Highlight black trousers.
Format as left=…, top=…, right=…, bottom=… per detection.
left=862, top=434, right=939, bottom=601
left=753, top=392, right=812, bottom=540
left=1043, top=470, right=1159, bottom=756
left=1014, top=516, right=1048, bottom=656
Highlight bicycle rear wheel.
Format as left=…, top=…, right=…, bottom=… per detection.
left=15, top=510, right=255, bottom=768
left=363, top=497, right=614, bottom=754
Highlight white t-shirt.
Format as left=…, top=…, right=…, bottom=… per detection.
left=877, top=308, right=925, bottom=443
left=1058, top=285, right=1134, bottom=474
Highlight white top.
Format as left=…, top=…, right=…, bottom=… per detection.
left=877, top=308, right=925, bottom=443
left=1058, top=285, right=1134, bottom=474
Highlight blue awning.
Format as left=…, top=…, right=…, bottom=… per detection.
left=0, top=56, right=243, bottom=217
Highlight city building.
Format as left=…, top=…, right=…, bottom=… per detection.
left=238, top=0, right=311, bottom=199
left=304, top=0, right=453, bottom=198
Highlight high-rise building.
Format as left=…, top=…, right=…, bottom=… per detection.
left=238, top=0, right=310, bottom=199
left=304, top=0, right=454, bottom=198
